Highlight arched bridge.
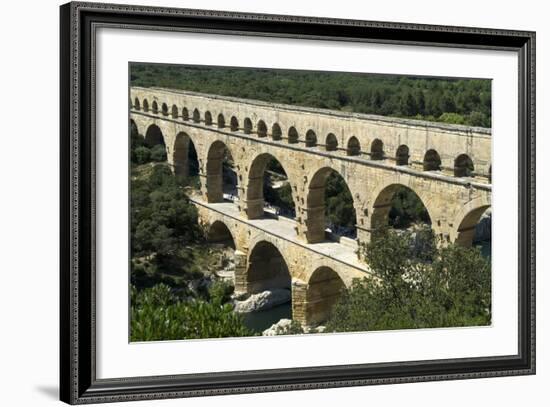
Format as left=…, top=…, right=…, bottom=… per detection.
left=129, top=86, right=492, bottom=327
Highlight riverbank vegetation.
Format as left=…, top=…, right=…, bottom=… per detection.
left=130, top=140, right=252, bottom=341
left=130, top=63, right=491, bottom=127
left=324, top=229, right=491, bottom=332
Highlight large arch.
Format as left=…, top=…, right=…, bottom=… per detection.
left=306, top=266, right=345, bottom=326
left=423, top=149, right=442, bottom=171
left=370, top=183, right=432, bottom=238
left=246, top=241, right=291, bottom=294
left=172, top=131, right=199, bottom=183
left=305, top=167, right=356, bottom=243
left=205, top=140, right=236, bottom=203
left=144, top=124, right=165, bottom=148
left=452, top=196, right=491, bottom=247
left=245, top=153, right=295, bottom=220
left=206, top=220, right=236, bottom=249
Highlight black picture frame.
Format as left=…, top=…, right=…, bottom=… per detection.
left=60, top=2, right=536, bottom=404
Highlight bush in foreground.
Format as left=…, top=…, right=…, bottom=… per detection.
left=325, top=229, right=491, bottom=332
left=130, top=284, right=253, bottom=341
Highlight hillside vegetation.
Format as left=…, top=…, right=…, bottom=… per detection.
left=130, top=64, right=491, bottom=128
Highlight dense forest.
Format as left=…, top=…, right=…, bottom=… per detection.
left=130, top=63, right=491, bottom=128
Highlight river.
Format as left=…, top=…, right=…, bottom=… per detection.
left=242, top=302, right=292, bottom=333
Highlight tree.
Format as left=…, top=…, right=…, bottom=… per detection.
left=130, top=284, right=254, bottom=341
left=150, top=144, right=167, bottom=162
left=325, top=229, right=491, bottom=332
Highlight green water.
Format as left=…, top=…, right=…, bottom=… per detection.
left=242, top=302, right=292, bottom=333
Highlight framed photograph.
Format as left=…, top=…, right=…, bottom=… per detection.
left=60, top=1, right=535, bottom=404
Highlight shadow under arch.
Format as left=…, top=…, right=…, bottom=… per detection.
left=370, top=183, right=432, bottom=238
left=246, top=240, right=291, bottom=295
left=245, top=153, right=295, bottom=220
left=306, top=266, right=345, bottom=326
left=305, top=167, right=356, bottom=243
left=172, top=131, right=199, bottom=184
left=144, top=123, right=165, bottom=148
left=207, top=220, right=236, bottom=249
left=453, top=197, right=491, bottom=247
left=205, top=140, right=237, bottom=203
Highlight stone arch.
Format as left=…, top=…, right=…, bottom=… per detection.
left=205, top=140, right=236, bottom=203
left=325, top=133, right=338, bottom=152
left=306, top=266, right=345, bottom=326
left=243, top=118, right=253, bottom=134
left=288, top=126, right=299, bottom=144
left=151, top=101, right=159, bottom=114
left=396, top=145, right=410, bottom=165
left=370, top=183, right=432, bottom=236
left=204, top=111, right=213, bottom=126
left=230, top=116, right=239, bottom=131
left=207, top=220, right=236, bottom=249
left=245, top=152, right=295, bottom=220
left=134, top=97, right=140, bottom=110
left=272, top=123, right=282, bottom=140
left=346, top=137, right=360, bottom=156
left=257, top=120, right=267, bottom=137
left=172, top=131, right=199, bottom=180
left=246, top=240, right=291, bottom=294
left=454, top=154, right=474, bottom=177
left=217, top=113, right=226, bottom=128
left=451, top=196, right=491, bottom=247
left=370, top=138, right=384, bottom=160
left=144, top=123, right=165, bottom=148
left=161, top=103, right=169, bottom=116
left=488, top=164, right=492, bottom=182
left=142, top=99, right=149, bottom=112
left=423, top=149, right=442, bottom=171
left=192, top=108, right=200, bottom=123
left=305, top=167, right=356, bottom=243
left=305, top=130, right=317, bottom=147
left=171, top=104, right=178, bottom=119
left=130, top=119, right=140, bottom=137
left=181, top=107, right=189, bottom=121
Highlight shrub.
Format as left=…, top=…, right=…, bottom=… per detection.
left=150, top=144, right=167, bottom=162
left=130, top=284, right=253, bottom=341
left=325, top=229, right=491, bottom=333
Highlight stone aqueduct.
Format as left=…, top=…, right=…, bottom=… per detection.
left=130, top=86, right=492, bottom=327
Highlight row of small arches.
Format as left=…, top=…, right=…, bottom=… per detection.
left=133, top=97, right=483, bottom=178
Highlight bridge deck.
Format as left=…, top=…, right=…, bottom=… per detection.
left=190, top=197, right=371, bottom=275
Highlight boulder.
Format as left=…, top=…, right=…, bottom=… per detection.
left=232, top=289, right=291, bottom=313
left=262, top=319, right=293, bottom=336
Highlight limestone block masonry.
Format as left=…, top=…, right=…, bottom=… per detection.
left=129, top=86, right=492, bottom=327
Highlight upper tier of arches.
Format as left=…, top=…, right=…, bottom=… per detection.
left=131, top=92, right=491, bottom=181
